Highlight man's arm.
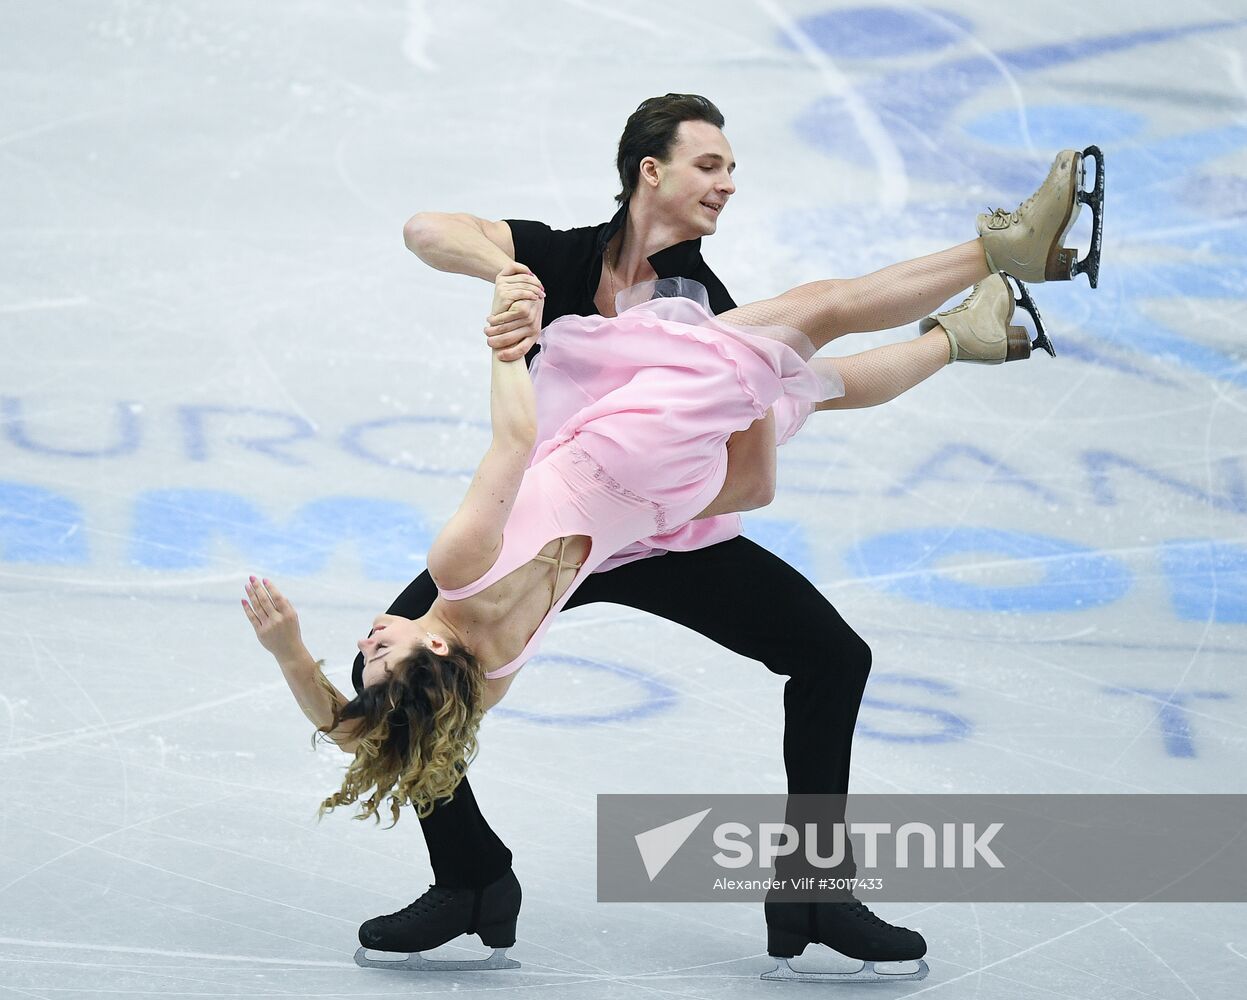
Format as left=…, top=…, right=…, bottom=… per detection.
left=405, top=212, right=545, bottom=361
left=403, top=212, right=517, bottom=281
left=694, top=410, right=777, bottom=519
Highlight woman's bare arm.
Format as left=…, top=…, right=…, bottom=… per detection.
left=241, top=578, right=362, bottom=754
left=427, top=269, right=542, bottom=588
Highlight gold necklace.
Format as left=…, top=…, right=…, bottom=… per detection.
left=606, top=242, right=618, bottom=308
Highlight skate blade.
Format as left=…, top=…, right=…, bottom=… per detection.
left=354, top=945, right=520, bottom=972
left=1071, top=144, right=1104, bottom=288
left=1006, top=275, right=1056, bottom=359
left=762, top=957, right=929, bottom=983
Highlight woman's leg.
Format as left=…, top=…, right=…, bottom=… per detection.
left=813, top=329, right=951, bottom=411
left=720, top=239, right=989, bottom=350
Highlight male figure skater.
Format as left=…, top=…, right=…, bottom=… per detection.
left=352, top=93, right=1100, bottom=979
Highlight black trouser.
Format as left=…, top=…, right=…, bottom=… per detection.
left=352, top=535, right=872, bottom=889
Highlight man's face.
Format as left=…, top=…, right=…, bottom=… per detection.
left=649, top=120, right=736, bottom=237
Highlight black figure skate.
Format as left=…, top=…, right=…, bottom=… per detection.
left=353, top=868, right=521, bottom=972
left=763, top=895, right=929, bottom=983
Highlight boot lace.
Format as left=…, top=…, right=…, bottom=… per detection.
left=984, top=206, right=1022, bottom=228
left=839, top=896, right=909, bottom=932
left=378, top=884, right=458, bottom=924
left=985, top=174, right=1047, bottom=228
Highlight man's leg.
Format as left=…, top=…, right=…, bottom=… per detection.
left=566, top=538, right=924, bottom=965
left=567, top=536, right=868, bottom=800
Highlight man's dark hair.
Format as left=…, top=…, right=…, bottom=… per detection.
left=615, top=94, right=725, bottom=206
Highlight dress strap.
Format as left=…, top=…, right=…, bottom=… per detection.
left=530, top=536, right=584, bottom=614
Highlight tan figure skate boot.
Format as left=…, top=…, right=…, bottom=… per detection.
left=920, top=274, right=1055, bottom=365
left=977, top=146, right=1104, bottom=287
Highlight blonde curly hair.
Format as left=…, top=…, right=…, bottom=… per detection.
left=312, top=641, right=485, bottom=825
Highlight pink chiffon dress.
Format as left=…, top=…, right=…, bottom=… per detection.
left=436, top=279, right=843, bottom=679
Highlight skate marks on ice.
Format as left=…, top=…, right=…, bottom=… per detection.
left=0, top=935, right=350, bottom=969
left=754, top=0, right=909, bottom=213
left=911, top=902, right=1217, bottom=1000
left=2, top=2, right=1246, bottom=999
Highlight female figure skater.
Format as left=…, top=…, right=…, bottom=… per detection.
left=243, top=264, right=1048, bottom=821
left=243, top=89, right=1103, bottom=977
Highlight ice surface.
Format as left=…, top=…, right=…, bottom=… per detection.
left=2, top=1, right=1246, bottom=997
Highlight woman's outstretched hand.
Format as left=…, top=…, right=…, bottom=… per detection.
left=241, top=576, right=305, bottom=661
left=486, top=261, right=545, bottom=361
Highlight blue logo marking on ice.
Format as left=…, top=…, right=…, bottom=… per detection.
left=635, top=808, right=712, bottom=881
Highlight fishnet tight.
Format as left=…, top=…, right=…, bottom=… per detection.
left=813, top=330, right=950, bottom=409
left=718, top=239, right=987, bottom=350
left=717, top=238, right=987, bottom=408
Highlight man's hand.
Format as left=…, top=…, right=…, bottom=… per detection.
left=486, top=261, right=545, bottom=361
left=241, top=576, right=305, bottom=661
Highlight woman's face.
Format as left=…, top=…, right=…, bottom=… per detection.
left=358, top=614, right=433, bottom=688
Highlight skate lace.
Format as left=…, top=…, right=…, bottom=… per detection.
left=841, top=897, right=901, bottom=930
left=381, top=884, right=457, bottom=923
left=985, top=206, right=1022, bottom=227
left=943, top=279, right=984, bottom=314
